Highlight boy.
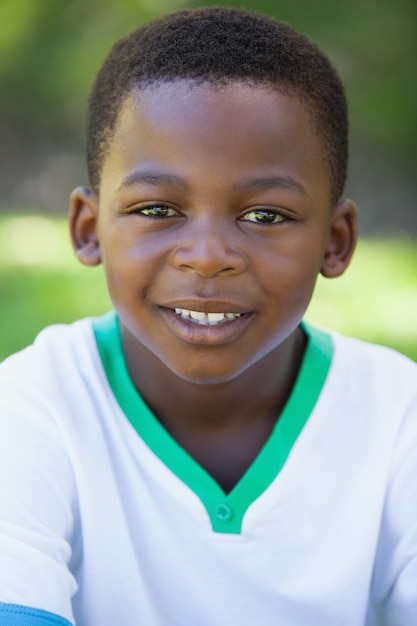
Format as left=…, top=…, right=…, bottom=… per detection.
left=0, top=6, right=416, bottom=625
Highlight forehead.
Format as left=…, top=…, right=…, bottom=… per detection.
left=100, top=80, right=331, bottom=203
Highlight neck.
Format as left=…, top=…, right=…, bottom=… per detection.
left=121, top=324, right=306, bottom=433
left=121, top=324, right=307, bottom=492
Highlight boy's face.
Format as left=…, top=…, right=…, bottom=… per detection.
left=70, top=81, right=356, bottom=384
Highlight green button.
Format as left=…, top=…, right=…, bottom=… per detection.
left=215, top=504, right=233, bottom=522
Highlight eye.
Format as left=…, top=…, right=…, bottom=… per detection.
left=240, top=209, right=286, bottom=224
left=136, top=204, right=179, bottom=218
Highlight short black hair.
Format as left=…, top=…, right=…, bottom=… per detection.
left=87, top=6, right=348, bottom=203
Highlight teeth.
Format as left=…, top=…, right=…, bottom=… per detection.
left=207, top=313, right=224, bottom=323
left=190, top=310, right=206, bottom=321
left=174, top=308, right=241, bottom=325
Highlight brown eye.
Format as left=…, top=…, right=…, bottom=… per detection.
left=242, top=209, right=285, bottom=224
left=139, top=205, right=178, bottom=217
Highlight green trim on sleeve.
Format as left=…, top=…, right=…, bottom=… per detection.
left=93, top=312, right=333, bottom=534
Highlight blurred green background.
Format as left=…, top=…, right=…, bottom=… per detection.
left=0, top=0, right=416, bottom=361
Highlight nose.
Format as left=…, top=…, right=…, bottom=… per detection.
left=169, top=218, right=248, bottom=278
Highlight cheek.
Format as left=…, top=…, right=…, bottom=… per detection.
left=100, top=236, right=168, bottom=312
left=256, top=239, right=326, bottom=322
left=258, top=234, right=325, bottom=286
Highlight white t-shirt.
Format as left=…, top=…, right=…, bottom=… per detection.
left=0, top=312, right=416, bottom=625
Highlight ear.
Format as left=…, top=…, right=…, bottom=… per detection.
left=69, top=186, right=101, bottom=267
left=320, top=199, right=358, bottom=278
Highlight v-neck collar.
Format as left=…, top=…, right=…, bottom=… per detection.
left=93, top=311, right=333, bottom=534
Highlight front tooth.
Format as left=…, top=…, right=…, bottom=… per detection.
left=190, top=310, right=207, bottom=321
left=207, top=313, right=225, bottom=323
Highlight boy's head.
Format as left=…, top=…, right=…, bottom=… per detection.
left=70, top=6, right=357, bottom=385
left=87, top=6, right=348, bottom=205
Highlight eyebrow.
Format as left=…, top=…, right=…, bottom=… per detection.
left=116, top=170, right=307, bottom=196
left=236, top=175, right=307, bottom=196
left=116, top=170, right=188, bottom=192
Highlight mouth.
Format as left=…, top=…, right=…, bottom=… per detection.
left=173, top=308, right=242, bottom=326
left=158, top=302, right=253, bottom=345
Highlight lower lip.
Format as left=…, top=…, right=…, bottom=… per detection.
left=159, top=308, right=253, bottom=345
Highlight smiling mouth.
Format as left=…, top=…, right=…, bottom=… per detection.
left=174, top=308, right=242, bottom=325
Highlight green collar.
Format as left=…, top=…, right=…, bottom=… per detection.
left=93, top=312, right=333, bottom=534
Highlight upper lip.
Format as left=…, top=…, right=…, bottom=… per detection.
left=159, top=299, right=251, bottom=314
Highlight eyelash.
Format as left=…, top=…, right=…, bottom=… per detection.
left=132, top=204, right=291, bottom=225
left=240, top=209, right=286, bottom=224
left=135, top=204, right=180, bottom=218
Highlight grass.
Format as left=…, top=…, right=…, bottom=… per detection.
left=0, top=213, right=416, bottom=362
left=307, top=238, right=417, bottom=361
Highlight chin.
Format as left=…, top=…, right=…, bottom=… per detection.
left=169, top=366, right=239, bottom=386
left=164, top=354, right=259, bottom=386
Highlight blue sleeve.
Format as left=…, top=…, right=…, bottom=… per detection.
left=0, top=604, right=72, bottom=626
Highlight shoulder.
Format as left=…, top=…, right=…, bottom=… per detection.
left=328, top=329, right=417, bottom=399
left=305, top=325, right=417, bottom=462
left=0, top=317, right=108, bottom=436
left=0, top=315, right=110, bottom=490
left=0, top=324, right=84, bottom=624
left=322, top=329, right=417, bottom=464
left=0, top=317, right=99, bottom=387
